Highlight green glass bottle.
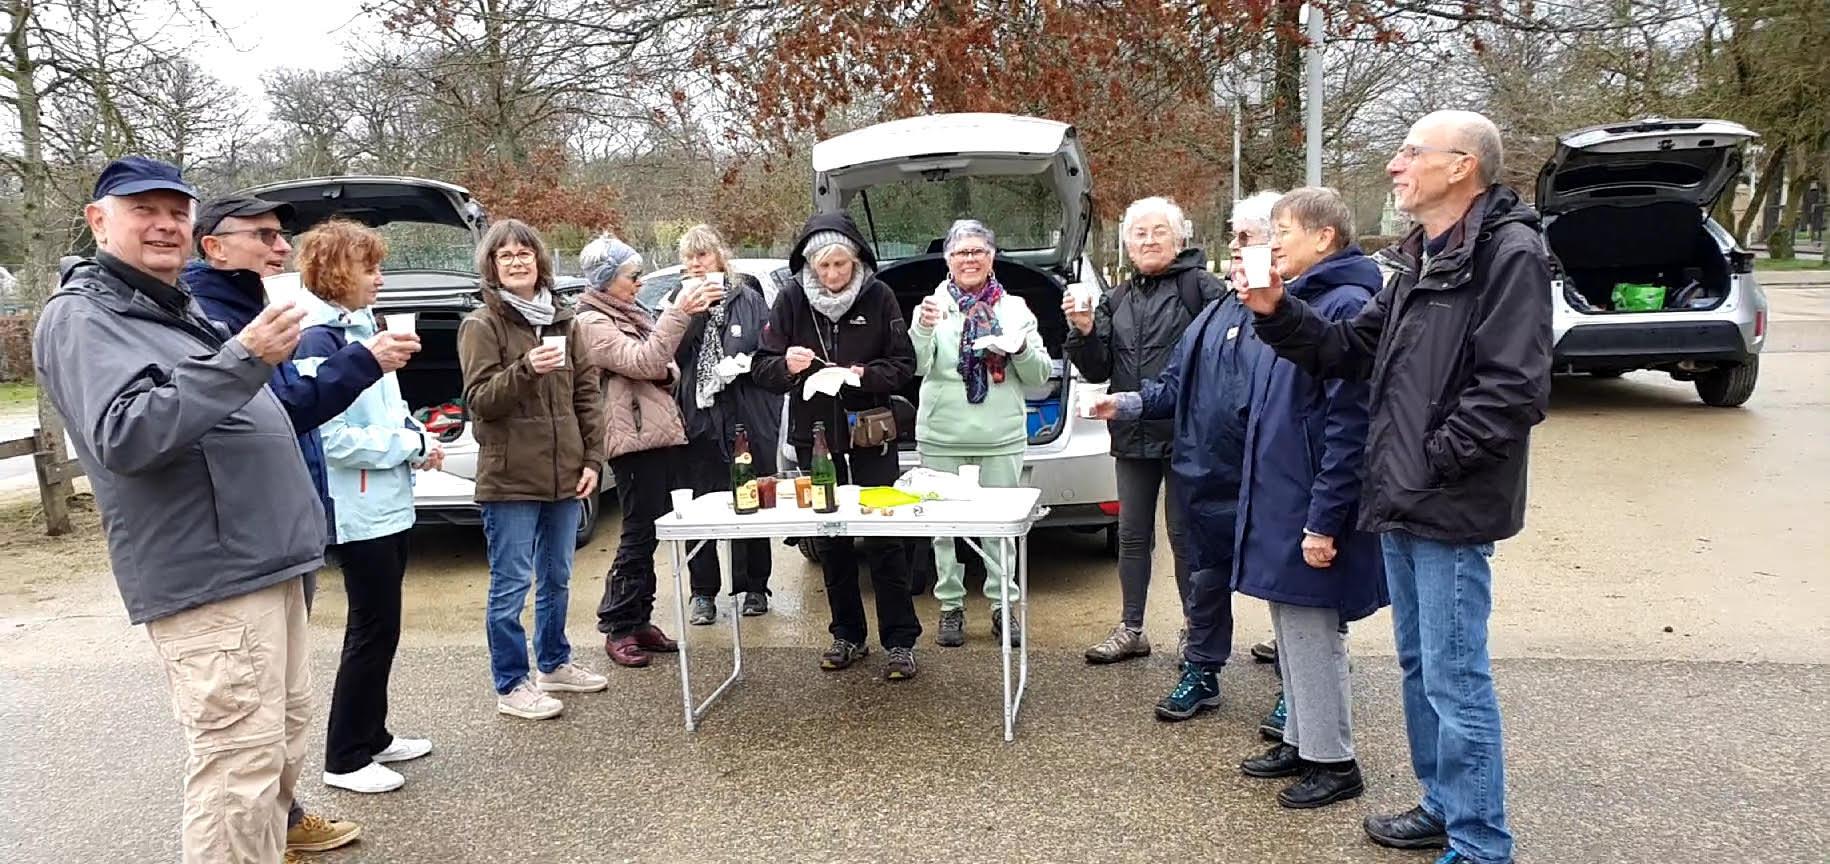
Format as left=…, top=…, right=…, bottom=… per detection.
left=730, top=423, right=759, bottom=515
left=810, top=421, right=839, bottom=514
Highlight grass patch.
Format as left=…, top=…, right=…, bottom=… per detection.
left=1754, top=257, right=1830, bottom=272
left=0, top=381, right=36, bottom=412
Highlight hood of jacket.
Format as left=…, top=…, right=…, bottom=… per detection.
left=1395, top=184, right=1540, bottom=274
left=295, top=288, right=378, bottom=335
left=182, top=259, right=267, bottom=332
left=1142, top=247, right=1209, bottom=281
left=1287, top=246, right=1382, bottom=301
left=788, top=212, right=879, bottom=273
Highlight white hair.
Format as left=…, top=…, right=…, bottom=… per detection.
left=943, top=219, right=997, bottom=256
left=1229, top=191, right=1282, bottom=236
left=1119, top=196, right=1190, bottom=247
left=1418, top=110, right=1504, bottom=186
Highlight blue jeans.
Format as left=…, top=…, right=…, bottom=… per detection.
left=482, top=499, right=581, bottom=694
left=1382, top=531, right=1512, bottom=864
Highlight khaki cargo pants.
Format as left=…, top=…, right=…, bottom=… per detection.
left=145, top=578, right=310, bottom=864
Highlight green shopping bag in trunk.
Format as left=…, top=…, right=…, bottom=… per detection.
left=1611, top=282, right=1666, bottom=312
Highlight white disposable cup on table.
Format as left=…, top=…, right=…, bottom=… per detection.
left=837, top=484, right=862, bottom=509
left=541, top=334, right=568, bottom=367
left=670, top=488, right=694, bottom=518
left=774, top=478, right=795, bottom=508
left=1241, top=244, right=1274, bottom=289
left=385, top=312, right=417, bottom=335
left=958, top=464, right=981, bottom=487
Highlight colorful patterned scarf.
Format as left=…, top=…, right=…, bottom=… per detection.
left=949, top=274, right=1007, bottom=404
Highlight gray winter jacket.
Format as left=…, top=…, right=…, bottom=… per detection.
left=33, top=255, right=326, bottom=624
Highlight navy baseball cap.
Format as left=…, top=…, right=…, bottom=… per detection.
left=92, top=156, right=197, bottom=201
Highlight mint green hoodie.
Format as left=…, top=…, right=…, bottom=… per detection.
left=910, top=282, right=1052, bottom=457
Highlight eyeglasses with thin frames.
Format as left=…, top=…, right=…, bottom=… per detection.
left=494, top=250, right=537, bottom=265
left=213, top=228, right=291, bottom=246
left=947, top=247, right=991, bottom=261
left=1393, top=143, right=1469, bottom=163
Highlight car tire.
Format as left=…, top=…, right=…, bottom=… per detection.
left=574, top=493, right=600, bottom=549
left=796, top=536, right=821, bottom=564
left=1695, top=357, right=1758, bottom=407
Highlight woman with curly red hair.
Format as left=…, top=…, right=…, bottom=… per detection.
left=293, top=219, right=441, bottom=794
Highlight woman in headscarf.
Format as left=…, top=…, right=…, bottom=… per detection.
left=910, top=219, right=1050, bottom=649
left=752, top=213, right=921, bottom=680
left=457, top=219, right=608, bottom=721
left=669, top=224, right=782, bottom=627
left=573, top=233, right=719, bottom=668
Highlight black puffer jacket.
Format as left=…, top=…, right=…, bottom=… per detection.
left=673, top=272, right=783, bottom=475
left=1253, top=185, right=1553, bottom=544
left=1065, top=248, right=1226, bottom=458
left=752, top=213, right=916, bottom=455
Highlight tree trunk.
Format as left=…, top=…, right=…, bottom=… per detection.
left=7, top=0, right=75, bottom=535
left=1267, top=0, right=1303, bottom=190
left=1735, top=142, right=1786, bottom=246
left=1769, top=151, right=1808, bottom=259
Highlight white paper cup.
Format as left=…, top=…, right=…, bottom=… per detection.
left=1078, top=400, right=1099, bottom=420
left=541, top=334, right=568, bottom=367
left=958, top=465, right=981, bottom=487
left=1070, top=284, right=1096, bottom=313
left=1242, top=245, right=1274, bottom=289
left=385, top=312, right=417, bottom=335
left=837, top=484, right=862, bottom=508
left=704, top=272, right=725, bottom=287
left=670, top=488, right=694, bottom=518
left=774, top=478, right=794, bottom=508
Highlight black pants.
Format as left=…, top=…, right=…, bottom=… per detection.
left=800, top=443, right=921, bottom=649
left=597, top=445, right=683, bottom=638
left=682, top=436, right=773, bottom=599
left=324, top=530, right=409, bottom=774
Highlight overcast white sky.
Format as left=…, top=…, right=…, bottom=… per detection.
left=179, top=0, right=370, bottom=119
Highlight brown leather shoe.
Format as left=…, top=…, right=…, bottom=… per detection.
left=633, top=624, right=678, bottom=653
left=605, top=634, right=651, bottom=668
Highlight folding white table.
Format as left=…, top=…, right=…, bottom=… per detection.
left=655, top=487, right=1046, bottom=741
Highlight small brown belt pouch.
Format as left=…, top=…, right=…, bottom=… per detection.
left=849, top=406, right=898, bottom=450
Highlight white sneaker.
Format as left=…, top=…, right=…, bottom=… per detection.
left=373, top=736, right=433, bottom=764
left=535, top=663, right=608, bottom=693
left=497, top=680, right=564, bottom=720
left=323, top=762, right=404, bottom=794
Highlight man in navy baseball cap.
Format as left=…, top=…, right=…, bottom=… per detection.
left=85, top=156, right=199, bottom=289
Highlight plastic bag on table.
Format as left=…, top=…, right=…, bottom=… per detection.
left=893, top=467, right=980, bottom=501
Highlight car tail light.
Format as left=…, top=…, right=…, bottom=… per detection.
left=1755, top=309, right=1767, bottom=338
left=1098, top=500, right=1121, bottom=516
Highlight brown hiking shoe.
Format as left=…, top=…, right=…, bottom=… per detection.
left=286, top=812, right=361, bottom=852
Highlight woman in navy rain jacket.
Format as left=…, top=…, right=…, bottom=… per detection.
left=1233, top=188, right=1387, bottom=812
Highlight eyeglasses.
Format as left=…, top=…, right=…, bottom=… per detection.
left=214, top=228, right=291, bottom=246
left=947, top=248, right=991, bottom=261
left=494, top=250, right=537, bottom=265
left=1127, top=227, right=1176, bottom=242
left=1393, top=143, right=1469, bottom=163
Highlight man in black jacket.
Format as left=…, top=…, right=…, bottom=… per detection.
left=1239, top=110, right=1549, bottom=864
left=1064, top=196, right=1225, bottom=665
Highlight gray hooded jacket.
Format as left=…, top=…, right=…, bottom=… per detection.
left=33, top=256, right=326, bottom=624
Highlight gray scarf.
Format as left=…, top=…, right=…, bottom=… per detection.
left=501, top=287, right=556, bottom=330
left=801, top=264, right=868, bottom=323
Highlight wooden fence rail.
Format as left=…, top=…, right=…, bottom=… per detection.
left=1, top=428, right=83, bottom=533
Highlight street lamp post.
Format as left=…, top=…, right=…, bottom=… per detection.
left=1303, top=2, right=1323, bottom=187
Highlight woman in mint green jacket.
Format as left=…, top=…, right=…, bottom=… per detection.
left=293, top=220, right=439, bottom=795
left=910, top=219, right=1050, bottom=649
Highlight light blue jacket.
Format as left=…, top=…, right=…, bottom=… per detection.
left=294, top=296, right=427, bottom=545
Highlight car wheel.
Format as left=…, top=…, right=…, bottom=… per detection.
left=795, top=536, right=821, bottom=564
left=1695, top=357, right=1758, bottom=407
left=573, top=493, right=600, bottom=549
left=1588, top=369, right=1627, bottom=379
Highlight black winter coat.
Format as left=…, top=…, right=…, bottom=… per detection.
left=1065, top=248, right=1226, bottom=459
left=673, top=272, right=783, bottom=475
left=752, top=213, right=916, bottom=455
left=1252, top=185, right=1553, bottom=544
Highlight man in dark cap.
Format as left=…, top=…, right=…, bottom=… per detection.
left=34, top=157, right=323, bottom=863
left=185, top=195, right=418, bottom=856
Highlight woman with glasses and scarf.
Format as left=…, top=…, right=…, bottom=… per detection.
left=668, top=224, right=782, bottom=627
left=911, top=219, right=1051, bottom=649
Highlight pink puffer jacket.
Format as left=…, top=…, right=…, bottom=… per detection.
left=575, top=293, right=691, bottom=460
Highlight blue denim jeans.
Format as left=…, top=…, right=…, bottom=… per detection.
left=482, top=499, right=581, bottom=694
left=1382, top=530, right=1513, bottom=864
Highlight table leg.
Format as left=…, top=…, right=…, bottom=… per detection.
left=1016, top=535, right=1029, bottom=734
left=688, top=539, right=745, bottom=722
left=673, top=538, right=695, bottom=731
left=999, top=535, right=1014, bottom=742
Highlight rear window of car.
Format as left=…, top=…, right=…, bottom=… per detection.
left=846, top=175, right=1062, bottom=258
left=1551, top=150, right=1717, bottom=194
left=637, top=273, right=680, bottom=315
left=374, top=222, right=477, bottom=273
